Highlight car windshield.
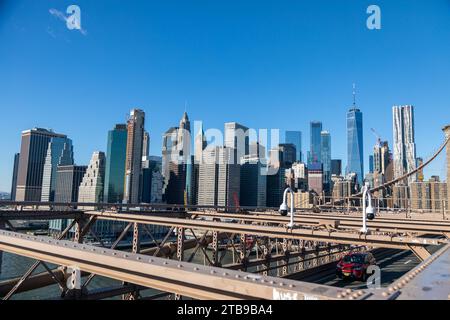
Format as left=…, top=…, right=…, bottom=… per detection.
left=343, top=255, right=364, bottom=264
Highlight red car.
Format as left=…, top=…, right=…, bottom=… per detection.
left=336, top=252, right=377, bottom=281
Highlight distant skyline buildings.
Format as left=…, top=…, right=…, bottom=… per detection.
left=104, top=124, right=128, bottom=203
left=393, top=105, right=417, bottom=184
left=41, top=136, right=74, bottom=202
left=285, top=131, right=302, bottom=163
left=308, top=121, right=322, bottom=166
left=346, top=100, right=364, bottom=186
left=15, top=128, right=68, bottom=201
left=321, top=130, right=331, bottom=190
left=124, top=109, right=145, bottom=204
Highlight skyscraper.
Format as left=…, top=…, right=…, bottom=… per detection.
left=104, top=124, right=128, bottom=203
left=50, top=165, right=87, bottom=236
left=309, top=121, right=322, bottom=166
left=240, top=156, right=267, bottom=207
left=162, top=112, right=190, bottom=204
left=347, top=99, right=364, bottom=186
left=124, top=109, right=145, bottom=204
left=78, top=151, right=106, bottom=207
left=224, top=122, right=249, bottom=164
left=285, top=131, right=302, bottom=163
left=320, top=131, right=331, bottom=191
left=10, top=153, right=20, bottom=201
left=197, top=146, right=240, bottom=207
left=393, top=105, right=417, bottom=184
left=16, top=128, right=68, bottom=201
left=331, top=159, right=342, bottom=176
left=41, top=137, right=74, bottom=202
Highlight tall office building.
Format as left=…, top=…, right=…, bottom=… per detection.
left=104, top=124, right=128, bottom=203
left=142, top=131, right=150, bottom=158
left=308, top=163, right=324, bottom=195
left=41, top=137, right=74, bottom=202
left=347, top=101, right=364, bottom=186
left=309, top=121, right=322, bottom=166
left=49, top=165, right=87, bottom=235
left=320, top=131, right=331, bottom=191
left=240, top=155, right=267, bottom=207
left=10, top=153, right=20, bottom=200
left=16, top=128, right=68, bottom=201
left=285, top=131, right=302, bottom=163
left=249, top=141, right=266, bottom=159
left=331, top=159, right=342, bottom=176
left=141, top=156, right=163, bottom=203
left=78, top=151, right=106, bottom=208
left=162, top=112, right=190, bottom=204
left=197, top=146, right=240, bottom=207
left=393, top=105, right=417, bottom=184
left=444, top=125, right=450, bottom=215
left=224, top=122, right=249, bottom=164
left=124, top=109, right=145, bottom=204
left=269, top=144, right=296, bottom=169
left=373, top=141, right=391, bottom=175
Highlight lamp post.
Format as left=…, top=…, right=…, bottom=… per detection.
left=279, top=187, right=295, bottom=229
left=360, top=181, right=375, bottom=233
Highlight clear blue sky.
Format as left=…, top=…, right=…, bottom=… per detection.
left=1, top=0, right=450, bottom=192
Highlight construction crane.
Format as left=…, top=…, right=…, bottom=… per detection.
left=371, top=128, right=382, bottom=147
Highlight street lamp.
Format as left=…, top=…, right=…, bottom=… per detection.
left=279, top=187, right=295, bottom=229
left=360, top=181, right=375, bottom=233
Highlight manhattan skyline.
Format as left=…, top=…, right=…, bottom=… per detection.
left=1, top=0, right=450, bottom=192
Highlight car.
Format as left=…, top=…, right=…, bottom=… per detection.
left=336, top=252, right=377, bottom=282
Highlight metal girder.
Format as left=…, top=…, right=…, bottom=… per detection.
left=85, top=211, right=445, bottom=250
left=0, top=230, right=371, bottom=300
left=186, top=211, right=450, bottom=235
left=407, top=245, right=431, bottom=261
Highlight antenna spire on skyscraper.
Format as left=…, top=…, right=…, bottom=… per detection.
left=352, top=83, right=356, bottom=106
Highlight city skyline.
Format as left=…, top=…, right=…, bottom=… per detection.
left=2, top=0, right=450, bottom=191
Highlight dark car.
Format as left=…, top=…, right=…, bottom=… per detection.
left=336, top=252, right=377, bottom=281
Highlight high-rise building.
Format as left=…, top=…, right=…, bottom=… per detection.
left=308, top=163, right=324, bottom=195
left=416, top=157, right=424, bottom=182
left=185, top=155, right=199, bottom=205
left=266, top=168, right=286, bottom=207
left=194, top=123, right=207, bottom=164
left=269, top=144, right=296, bottom=168
left=41, top=137, right=74, bottom=202
left=104, top=124, right=128, bottom=203
left=320, top=131, right=331, bottom=191
left=16, top=128, right=68, bottom=202
left=369, top=155, right=374, bottom=173
left=141, top=156, right=163, bottom=203
left=309, top=121, right=322, bottom=166
left=224, top=122, right=249, bottom=164
left=249, top=141, right=266, bottom=159
left=373, top=141, right=391, bottom=175
left=197, top=146, right=240, bottom=208
left=393, top=105, right=417, bottom=184
left=162, top=112, right=190, bottom=204
left=331, top=159, right=342, bottom=176
left=217, top=147, right=241, bottom=208
left=10, top=153, right=20, bottom=201
left=347, top=105, right=364, bottom=186
left=78, top=151, right=106, bottom=206
left=285, top=131, right=302, bottom=163
left=124, top=109, right=145, bottom=204
left=240, top=156, right=267, bottom=207
left=49, top=165, right=87, bottom=236
left=142, top=131, right=150, bottom=158
left=443, top=125, right=450, bottom=215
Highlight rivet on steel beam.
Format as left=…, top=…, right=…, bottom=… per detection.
left=223, top=272, right=228, bottom=276
left=382, top=292, right=388, bottom=297
left=337, top=294, right=342, bottom=299
left=210, top=270, right=216, bottom=274
left=346, top=289, right=352, bottom=294
left=235, top=275, right=240, bottom=278
left=194, top=267, right=199, bottom=271
left=178, top=264, right=182, bottom=268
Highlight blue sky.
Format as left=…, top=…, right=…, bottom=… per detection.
left=1, top=0, right=450, bottom=192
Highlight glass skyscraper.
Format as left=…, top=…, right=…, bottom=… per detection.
left=285, top=130, right=302, bottom=163
left=320, top=131, right=331, bottom=190
left=347, top=108, right=364, bottom=185
left=104, top=124, right=128, bottom=203
left=309, top=121, right=322, bottom=166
